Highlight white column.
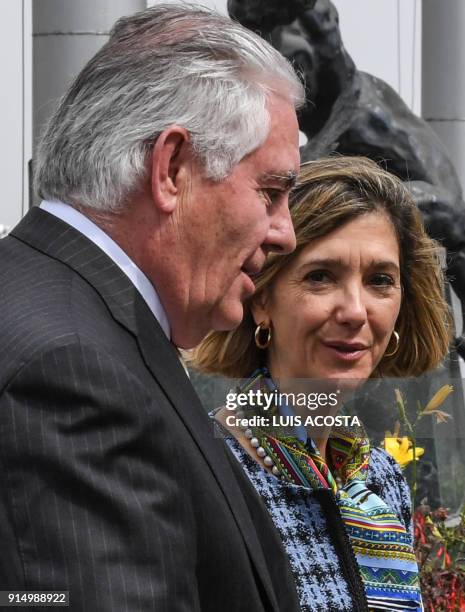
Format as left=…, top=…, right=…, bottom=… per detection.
left=422, top=0, right=465, bottom=192
left=422, top=1, right=465, bottom=517
left=0, top=1, right=31, bottom=230
left=33, top=0, right=146, bottom=163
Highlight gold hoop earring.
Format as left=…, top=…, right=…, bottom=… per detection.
left=254, top=323, right=271, bottom=349
left=385, top=330, right=400, bottom=357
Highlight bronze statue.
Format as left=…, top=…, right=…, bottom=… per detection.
left=229, top=0, right=465, bottom=357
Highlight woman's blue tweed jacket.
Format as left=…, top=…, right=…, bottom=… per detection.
left=225, top=434, right=413, bottom=612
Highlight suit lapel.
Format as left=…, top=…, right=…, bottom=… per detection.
left=11, top=208, right=293, bottom=612
left=134, top=302, right=287, bottom=611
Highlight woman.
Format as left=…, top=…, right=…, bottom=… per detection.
left=193, top=157, right=451, bottom=612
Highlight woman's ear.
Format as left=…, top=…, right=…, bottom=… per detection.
left=150, top=126, right=191, bottom=214
left=250, top=291, right=270, bottom=327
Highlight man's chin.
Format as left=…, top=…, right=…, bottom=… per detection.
left=169, top=298, right=245, bottom=349
left=211, top=301, right=245, bottom=334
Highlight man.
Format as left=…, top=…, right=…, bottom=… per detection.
left=0, top=4, right=303, bottom=611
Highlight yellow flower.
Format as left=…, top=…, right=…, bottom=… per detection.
left=418, top=384, right=453, bottom=424
left=423, top=385, right=453, bottom=414
left=383, top=434, right=424, bottom=469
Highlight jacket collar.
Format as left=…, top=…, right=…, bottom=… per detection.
left=11, top=207, right=297, bottom=612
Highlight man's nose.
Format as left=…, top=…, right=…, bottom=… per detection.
left=265, top=200, right=296, bottom=255
left=334, top=284, right=368, bottom=328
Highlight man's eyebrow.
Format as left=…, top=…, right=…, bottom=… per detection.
left=258, top=171, right=298, bottom=190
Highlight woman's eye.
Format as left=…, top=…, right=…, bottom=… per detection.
left=306, top=270, right=331, bottom=284
left=370, top=273, right=395, bottom=288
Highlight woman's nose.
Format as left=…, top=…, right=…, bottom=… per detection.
left=334, top=284, right=368, bottom=328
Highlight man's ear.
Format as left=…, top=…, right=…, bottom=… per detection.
left=250, top=292, right=270, bottom=327
left=150, top=126, right=191, bottom=214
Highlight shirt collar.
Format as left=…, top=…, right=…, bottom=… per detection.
left=40, top=200, right=171, bottom=339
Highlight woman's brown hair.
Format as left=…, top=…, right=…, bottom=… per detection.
left=192, top=156, right=452, bottom=378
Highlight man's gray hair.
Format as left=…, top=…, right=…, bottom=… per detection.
left=34, top=3, right=304, bottom=212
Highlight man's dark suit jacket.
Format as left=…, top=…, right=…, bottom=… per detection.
left=0, top=208, right=300, bottom=611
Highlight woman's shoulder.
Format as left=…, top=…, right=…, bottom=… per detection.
left=367, top=446, right=413, bottom=540
left=368, top=445, right=405, bottom=478
left=367, top=446, right=410, bottom=499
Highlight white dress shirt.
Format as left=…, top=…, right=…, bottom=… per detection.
left=40, top=200, right=171, bottom=339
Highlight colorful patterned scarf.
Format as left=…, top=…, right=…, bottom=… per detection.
left=235, top=369, right=423, bottom=612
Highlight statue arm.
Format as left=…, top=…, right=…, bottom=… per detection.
left=227, top=0, right=316, bottom=34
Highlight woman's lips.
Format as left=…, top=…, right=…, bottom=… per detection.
left=322, top=341, right=369, bottom=362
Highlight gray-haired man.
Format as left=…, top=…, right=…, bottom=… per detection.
left=0, top=4, right=302, bottom=610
